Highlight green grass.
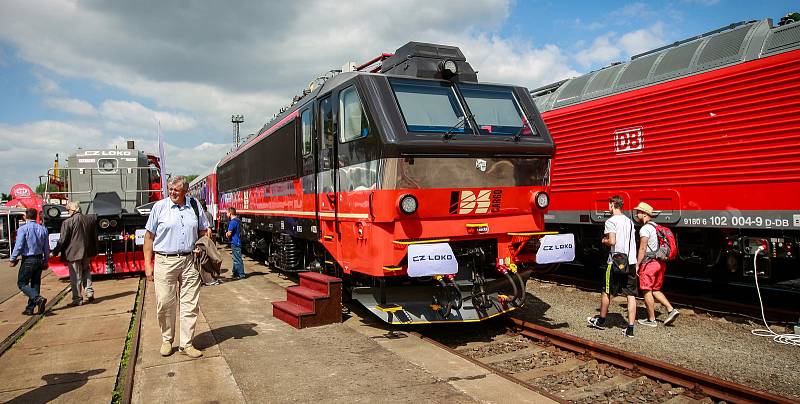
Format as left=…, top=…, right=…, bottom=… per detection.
left=111, top=278, right=143, bottom=404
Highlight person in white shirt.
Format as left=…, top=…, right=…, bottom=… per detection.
left=587, top=195, right=639, bottom=338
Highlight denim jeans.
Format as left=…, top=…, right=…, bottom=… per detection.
left=231, top=245, right=244, bottom=277
left=18, top=256, right=44, bottom=311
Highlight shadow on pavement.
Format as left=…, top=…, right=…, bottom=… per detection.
left=5, top=369, right=105, bottom=404
left=195, top=323, right=259, bottom=349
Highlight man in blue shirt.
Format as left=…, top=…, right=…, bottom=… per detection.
left=225, top=207, right=244, bottom=279
left=144, top=176, right=208, bottom=358
left=9, top=208, right=49, bottom=315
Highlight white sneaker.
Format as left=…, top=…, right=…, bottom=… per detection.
left=179, top=345, right=203, bottom=358
left=160, top=341, right=173, bottom=356
left=637, top=319, right=658, bottom=327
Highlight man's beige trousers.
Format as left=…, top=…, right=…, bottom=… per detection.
left=154, top=254, right=200, bottom=348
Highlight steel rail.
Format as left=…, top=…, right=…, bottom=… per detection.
left=409, top=330, right=568, bottom=404
left=509, top=317, right=797, bottom=404
left=0, top=285, right=70, bottom=357
left=121, top=276, right=146, bottom=404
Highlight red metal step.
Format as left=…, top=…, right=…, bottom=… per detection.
left=272, top=273, right=343, bottom=329
left=286, top=285, right=327, bottom=311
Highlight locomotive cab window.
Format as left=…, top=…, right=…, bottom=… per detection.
left=339, top=86, right=370, bottom=143
left=457, top=84, right=535, bottom=136
left=98, top=158, right=118, bottom=174
left=301, top=108, right=313, bottom=155
left=390, top=78, right=471, bottom=134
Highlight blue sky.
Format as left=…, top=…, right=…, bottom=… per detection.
left=0, top=0, right=796, bottom=194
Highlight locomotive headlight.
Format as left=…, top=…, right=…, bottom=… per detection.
left=533, top=191, right=550, bottom=209
left=99, top=218, right=110, bottom=229
left=399, top=194, right=418, bottom=215
left=109, top=219, right=118, bottom=227
left=440, top=60, right=458, bottom=77
left=46, top=206, right=61, bottom=219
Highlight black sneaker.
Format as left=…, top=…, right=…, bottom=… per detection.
left=664, top=309, right=680, bottom=325
left=22, top=309, right=34, bottom=315
left=587, top=316, right=606, bottom=329
left=623, top=326, right=635, bottom=338
left=67, top=300, right=83, bottom=307
left=37, top=297, right=47, bottom=314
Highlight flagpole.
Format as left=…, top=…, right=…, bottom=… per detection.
left=157, top=120, right=168, bottom=199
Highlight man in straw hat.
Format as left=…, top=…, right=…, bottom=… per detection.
left=634, top=201, right=679, bottom=327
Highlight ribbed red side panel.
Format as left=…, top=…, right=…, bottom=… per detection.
left=543, top=49, right=800, bottom=211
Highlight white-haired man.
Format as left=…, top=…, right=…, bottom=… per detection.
left=52, top=201, right=98, bottom=306
left=144, top=175, right=209, bottom=358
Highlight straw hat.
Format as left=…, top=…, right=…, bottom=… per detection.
left=634, top=202, right=654, bottom=216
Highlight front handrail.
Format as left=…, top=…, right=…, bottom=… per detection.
left=42, top=167, right=160, bottom=201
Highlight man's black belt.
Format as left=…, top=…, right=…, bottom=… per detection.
left=156, top=252, right=192, bottom=257
left=22, top=255, right=44, bottom=259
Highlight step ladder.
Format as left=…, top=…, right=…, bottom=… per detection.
left=272, top=272, right=342, bottom=329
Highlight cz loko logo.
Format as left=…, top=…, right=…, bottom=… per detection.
left=449, top=190, right=502, bottom=215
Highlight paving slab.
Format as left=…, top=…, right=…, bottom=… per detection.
left=132, top=357, right=245, bottom=403
left=0, top=375, right=116, bottom=404
left=0, top=270, right=67, bottom=340
left=0, top=276, right=139, bottom=402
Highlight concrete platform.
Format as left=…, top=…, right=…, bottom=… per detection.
left=0, top=276, right=139, bottom=403
left=133, top=249, right=556, bottom=403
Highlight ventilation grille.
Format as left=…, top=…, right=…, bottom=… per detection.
left=653, top=41, right=702, bottom=79
left=763, top=23, right=800, bottom=55
left=553, top=74, right=592, bottom=107
left=615, top=53, right=660, bottom=89
left=696, top=25, right=750, bottom=69
left=584, top=64, right=624, bottom=96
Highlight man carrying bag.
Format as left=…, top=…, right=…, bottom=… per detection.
left=587, top=195, right=639, bottom=338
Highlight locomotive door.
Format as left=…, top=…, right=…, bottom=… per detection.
left=316, top=96, right=339, bottom=241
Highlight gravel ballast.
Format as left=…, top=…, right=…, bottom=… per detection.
left=516, top=279, right=799, bottom=401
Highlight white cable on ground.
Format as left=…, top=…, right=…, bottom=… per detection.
left=750, top=246, right=800, bottom=346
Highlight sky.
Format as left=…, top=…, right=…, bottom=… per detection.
left=0, top=0, right=796, bottom=194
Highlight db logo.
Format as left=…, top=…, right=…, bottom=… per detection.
left=449, top=189, right=502, bottom=215
left=614, top=127, right=644, bottom=153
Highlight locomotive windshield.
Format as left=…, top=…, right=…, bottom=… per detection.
left=390, top=78, right=533, bottom=137
left=457, top=84, right=535, bottom=136
left=390, top=79, right=471, bottom=134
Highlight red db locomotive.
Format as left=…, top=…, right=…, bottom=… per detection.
left=531, top=18, right=800, bottom=288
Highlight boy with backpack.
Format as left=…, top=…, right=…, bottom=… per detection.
left=634, top=202, right=679, bottom=327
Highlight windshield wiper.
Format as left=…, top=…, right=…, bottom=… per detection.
left=442, top=114, right=472, bottom=140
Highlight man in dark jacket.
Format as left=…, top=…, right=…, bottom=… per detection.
left=52, top=201, right=98, bottom=306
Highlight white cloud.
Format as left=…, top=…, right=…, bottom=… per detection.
left=575, top=34, right=622, bottom=68
left=620, top=23, right=666, bottom=56
left=572, top=22, right=667, bottom=69
left=45, top=97, right=98, bottom=116
left=32, top=72, right=63, bottom=94
left=99, top=100, right=197, bottom=133
left=0, top=121, right=104, bottom=193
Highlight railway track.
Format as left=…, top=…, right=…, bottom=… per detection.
left=417, top=317, right=796, bottom=404
left=530, top=270, right=799, bottom=324
left=0, top=285, right=70, bottom=357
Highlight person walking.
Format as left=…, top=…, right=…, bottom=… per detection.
left=587, top=195, right=639, bottom=338
left=52, top=201, right=98, bottom=306
left=634, top=202, right=679, bottom=327
left=143, top=176, right=209, bottom=358
left=9, top=208, right=49, bottom=315
left=225, top=207, right=245, bottom=280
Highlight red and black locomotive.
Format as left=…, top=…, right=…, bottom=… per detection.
left=210, top=42, right=555, bottom=323
left=531, top=18, right=800, bottom=289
